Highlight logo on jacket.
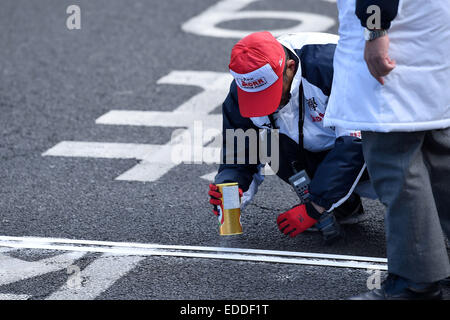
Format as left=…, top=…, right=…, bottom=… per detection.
left=306, top=97, right=318, bottom=111
left=307, top=97, right=325, bottom=122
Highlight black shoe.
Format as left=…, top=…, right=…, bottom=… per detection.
left=349, top=274, right=443, bottom=300
left=440, top=276, right=450, bottom=287
left=314, top=212, right=344, bottom=245
left=333, top=193, right=367, bottom=225
left=307, top=194, right=366, bottom=232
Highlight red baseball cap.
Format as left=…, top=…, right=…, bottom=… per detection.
left=229, top=31, right=285, bottom=118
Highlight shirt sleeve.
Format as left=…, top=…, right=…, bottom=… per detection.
left=308, top=135, right=366, bottom=211
left=214, top=81, right=261, bottom=192
left=355, top=0, right=400, bottom=30
left=335, top=125, right=361, bottom=140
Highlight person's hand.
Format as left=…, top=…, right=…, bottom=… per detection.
left=208, top=184, right=222, bottom=216
left=364, top=35, right=396, bottom=85
left=208, top=184, right=243, bottom=216
left=276, top=204, right=319, bottom=238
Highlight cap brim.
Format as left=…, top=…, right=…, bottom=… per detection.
left=237, top=75, right=283, bottom=118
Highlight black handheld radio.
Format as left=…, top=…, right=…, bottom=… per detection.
left=288, top=161, right=343, bottom=244
left=288, top=167, right=311, bottom=204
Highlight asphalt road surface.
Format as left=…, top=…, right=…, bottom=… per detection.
left=0, top=0, right=448, bottom=303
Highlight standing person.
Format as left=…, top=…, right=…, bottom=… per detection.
left=324, top=0, right=450, bottom=299
left=208, top=31, right=375, bottom=244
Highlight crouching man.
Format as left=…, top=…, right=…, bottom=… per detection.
left=208, top=31, right=375, bottom=244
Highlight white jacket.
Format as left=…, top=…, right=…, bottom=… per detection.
left=324, top=0, right=450, bottom=132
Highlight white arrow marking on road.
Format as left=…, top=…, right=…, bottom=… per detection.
left=0, top=236, right=387, bottom=270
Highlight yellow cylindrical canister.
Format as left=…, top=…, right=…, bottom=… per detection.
left=216, top=182, right=242, bottom=236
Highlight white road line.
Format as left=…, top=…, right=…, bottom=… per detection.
left=0, top=236, right=387, bottom=270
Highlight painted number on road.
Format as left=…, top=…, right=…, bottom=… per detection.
left=182, top=0, right=336, bottom=38
left=42, top=71, right=231, bottom=182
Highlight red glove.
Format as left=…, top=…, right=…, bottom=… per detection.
left=208, top=183, right=243, bottom=217
left=276, top=204, right=319, bottom=238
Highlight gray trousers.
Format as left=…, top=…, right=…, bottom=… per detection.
left=362, top=129, right=450, bottom=283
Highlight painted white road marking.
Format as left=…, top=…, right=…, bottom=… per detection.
left=46, top=254, right=145, bottom=300
left=182, top=0, right=336, bottom=39
left=200, top=171, right=217, bottom=182
left=0, top=251, right=85, bottom=286
left=42, top=71, right=230, bottom=182
left=0, top=294, right=31, bottom=300
left=43, top=142, right=159, bottom=160
left=96, top=110, right=221, bottom=129
left=0, top=236, right=387, bottom=270
left=43, top=141, right=221, bottom=180
left=0, top=234, right=386, bottom=299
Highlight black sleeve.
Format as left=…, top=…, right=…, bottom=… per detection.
left=308, top=136, right=365, bottom=211
left=214, top=81, right=261, bottom=192
left=356, top=0, right=400, bottom=30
